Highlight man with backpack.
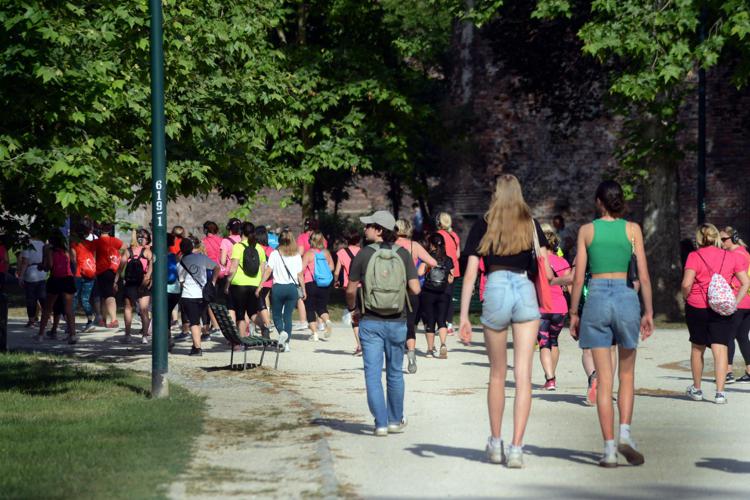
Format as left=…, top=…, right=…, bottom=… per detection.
left=225, top=222, right=266, bottom=339
left=346, top=210, right=421, bottom=436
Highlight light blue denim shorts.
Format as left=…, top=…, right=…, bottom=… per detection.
left=579, top=279, right=641, bottom=350
left=480, top=270, right=540, bottom=331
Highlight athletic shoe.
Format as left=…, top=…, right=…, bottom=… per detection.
left=506, top=446, right=524, bottom=468
left=485, top=438, right=505, bottom=464
left=387, top=417, right=408, bottom=433
left=310, top=332, right=319, bottom=342
left=189, top=346, right=203, bottom=356
left=353, top=347, right=363, bottom=357
left=425, top=348, right=437, bottom=358
left=45, top=330, right=58, bottom=340
left=736, top=372, right=750, bottom=383
left=317, top=322, right=326, bottom=332
left=686, top=385, right=703, bottom=401
left=586, top=373, right=598, bottom=406
left=324, top=320, right=333, bottom=338
left=715, top=392, right=727, bottom=404
left=201, top=332, right=211, bottom=341
left=141, top=335, right=150, bottom=344
left=97, top=319, right=106, bottom=327
left=106, top=320, right=119, bottom=329
left=25, top=320, right=37, bottom=328
left=170, top=319, right=178, bottom=327
left=293, top=322, right=308, bottom=331
left=284, top=343, right=291, bottom=353
left=407, top=350, right=417, bottom=374
left=543, top=377, right=557, bottom=391
left=278, top=332, right=289, bottom=346
left=439, top=344, right=448, bottom=359
left=725, top=373, right=735, bottom=385
left=374, top=427, right=388, bottom=437
left=599, top=451, right=618, bottom=468
left=173, top=332, right=189, bottom=341
left=617, top=437, right=644, bottom=466
left=82, top=321, right=96, bottom=333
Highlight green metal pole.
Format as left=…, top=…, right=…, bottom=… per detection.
left=150, top=0, right=168, bottom=398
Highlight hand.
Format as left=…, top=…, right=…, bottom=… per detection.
left=458, top=317, right=472, bottom=345
left=569, top=314, right=580, bottom=340
left=640, top=313, right=654, bottom=341
left=254, top=288, right=261, bottom=298
left=302, top=294, right=307, bottom=301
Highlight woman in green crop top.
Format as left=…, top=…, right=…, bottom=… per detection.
left=569, top=180, right=654, bottom=468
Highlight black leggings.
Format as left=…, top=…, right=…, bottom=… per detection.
left=304, top=282, right=330, bottom=319
left=420, top=289, right=450, bottom=333
left=445, top=281, right=455, bottom=325
left=406, top=294, right=420, bottom=341
left=730, top=309, right=750, bottom=366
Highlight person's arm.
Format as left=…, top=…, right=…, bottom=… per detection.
left=414, top=242, right=437, bottom=267
left=417, top=262, right=426, bottom=277
left=735, top=268, right=750, bottom=304
left=225, top=255, right=239, bottom=293
left=69, top=248, right=77, bottom=274
left=458, top=255, right=480, bottom=344
left=144, top=248, right=153, bottom=286
left=407, top=278, right=421, bottom=296
left=220, top=244, right=229, bottom=268
left=325, top=250, right=334, bottom=271
left=681, top=269, right=696, bottom=301
left=568, top=225, right=590, bottom=339
left=346, top=279, right=359, bottom=311
left=333, top=255, right=343, bottom=288
left=453, top=233, right=461, bottom=259
left=630, top=223, right=653, bottom=339
left=17, top=253, right=28, bottom=287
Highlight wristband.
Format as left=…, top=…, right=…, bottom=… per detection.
left=347, top=306, right=356, bottom=313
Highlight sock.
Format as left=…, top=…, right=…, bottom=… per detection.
left=619, top=424, right=631, bottom=441
left=604, top=440, right=616, bottom=455
left=490, top=436, right=503, bottom=447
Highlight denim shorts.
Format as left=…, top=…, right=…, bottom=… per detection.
left=579, top=279, right=640, bottom=350
left=480, top=270, right=540, bottom=331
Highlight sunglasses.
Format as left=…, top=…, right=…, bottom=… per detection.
left=721, top=237, right=732, bottom=242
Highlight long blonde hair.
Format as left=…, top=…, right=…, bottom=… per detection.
left=478, top=174, right=533, bottom=255
left=277, top=230, right=298, bottom=256
left=696, top=223, right=721, bottom=248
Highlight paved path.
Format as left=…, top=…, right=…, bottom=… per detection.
left=7, top=319, right=750, bottom=498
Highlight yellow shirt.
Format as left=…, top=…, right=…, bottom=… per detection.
left=230, top=241, right=266, bottom=287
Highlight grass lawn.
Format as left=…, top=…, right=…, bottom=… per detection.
left=0, top=353, right=205, bottom=499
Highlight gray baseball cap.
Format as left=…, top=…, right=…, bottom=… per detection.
left=360, top=210, right=397, bottom=231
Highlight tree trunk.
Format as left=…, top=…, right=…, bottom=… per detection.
left=641, top=161, right=683, bottom=321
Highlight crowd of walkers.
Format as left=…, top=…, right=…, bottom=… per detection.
left=4, top=173, right=750, bottom=469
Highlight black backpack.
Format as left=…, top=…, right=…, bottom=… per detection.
left=124, top=248, right=145, bottom=286
left=424, top=261, right=449, bottom=292
left=241, top=243, right=260, bottom=277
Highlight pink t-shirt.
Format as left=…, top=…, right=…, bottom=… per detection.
left=541, top=254, right=571, bottom=314
left=730, top=246, right=750, bottom=310
left=51, top=249, right=73, bottom=278
left=438, top=229, right=461, bottom=277
left=203, top=234, right=223, bottom=268
left=262, top=245, right=273, bottom=288
left=297, top=231, right=328, bottom=256
left=219, top=234, right=241, bottom=277
left=685, top=247, right=744, bottom=309
left=335, top=245, right=360, bottom=288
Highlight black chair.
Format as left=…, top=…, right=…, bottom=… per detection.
left=209, top=303, right=281, bottom=370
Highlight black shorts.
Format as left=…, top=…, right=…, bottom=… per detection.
left=258, top=287, right=271, bottom=311
left=46, top=276, right=76, bottom=295
left=96, top=270, right=117, bottom=298
left=304, top=282, right=331, bottom=319
left=181, top=297, right=207, bottom=327
left=124, top=284, right=149, bottom=305
left=686, top=304, right=734, bottom=346
left=229, top=284, right=259, bottom=321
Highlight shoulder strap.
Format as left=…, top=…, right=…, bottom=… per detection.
left=279, top=254, right=299, bottom=286
left=345, top=247, right=355, bottom=260
left=696, top=250, right=716, bottom=275
left=180, top=259, right=205, bottom=288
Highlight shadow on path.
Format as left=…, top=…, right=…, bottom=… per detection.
left=404, top=443, right=486, bottom=463
left=533, top=393, right=588, bottom=406
left=523, top=445, right=599, bottom=466
left=311, top=417, right=372, bottom=436
left=695, top=458, right=750, bottom=474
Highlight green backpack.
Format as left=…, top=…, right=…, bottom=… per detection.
left=361, top=243, right=409, bottom=315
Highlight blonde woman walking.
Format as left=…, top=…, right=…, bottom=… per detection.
left=459, top=174, right=551, bottom=468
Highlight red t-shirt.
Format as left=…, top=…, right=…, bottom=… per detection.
left=0, top=244, right=8, bottom=273
left=685, top=247, right=744, bottom=309
left=169, top=236, right=182, bottom=256
left=730, top=246, right=750, bottom=310
left=438, top=229, right=461, bottom=278
left=71, top=241, right=96, bottom=278
left=541, top=254, right=571, bottom=314
left=94, top=235, right=123, bottom=275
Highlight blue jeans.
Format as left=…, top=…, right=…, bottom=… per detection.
left=74, top=277, right=95, bottom=317
left=271, top=283, right=297, bottom=342
left=359, top=318, right=407, bottom=428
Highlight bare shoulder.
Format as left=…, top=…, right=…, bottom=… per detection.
left=579, top=222, right=594, bottom=236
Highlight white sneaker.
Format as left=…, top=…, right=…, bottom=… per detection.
left=317, top=322, right=326, bottom=332
left=374, top=427, right=388, bottom=437
left=599, top=450, right=618, bottom=468
left=715, top=392, right=727, bottom=404
left=284, top=343, right=291, bottom=353
left=686, top=385, right=703, bottom=401
left=141, top=335, right=150, bottom=344
left=485, top=437, right=505, bottom=464
left=387, top=417, right=407, bottom=433
left=310, top=332, right=319, bottom=342
left=324, top=320, right=333, bottom=338
left=506, top=446, right=524, bottom=468
left=278, top=332, right=289, bottom=345
left=293, top=322, right=308, bottom=331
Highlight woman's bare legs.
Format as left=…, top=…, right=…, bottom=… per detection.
left=484, top=326, right=508, bottom=440
left=690, top=343, right=706, bottom=389
left=617, top=347, right=637, bottom=426
left=591, top=347, right=616, bottom=440
left=711, top=343, right=728, bottom=393
left=511, top=320, right=539, bottom=446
